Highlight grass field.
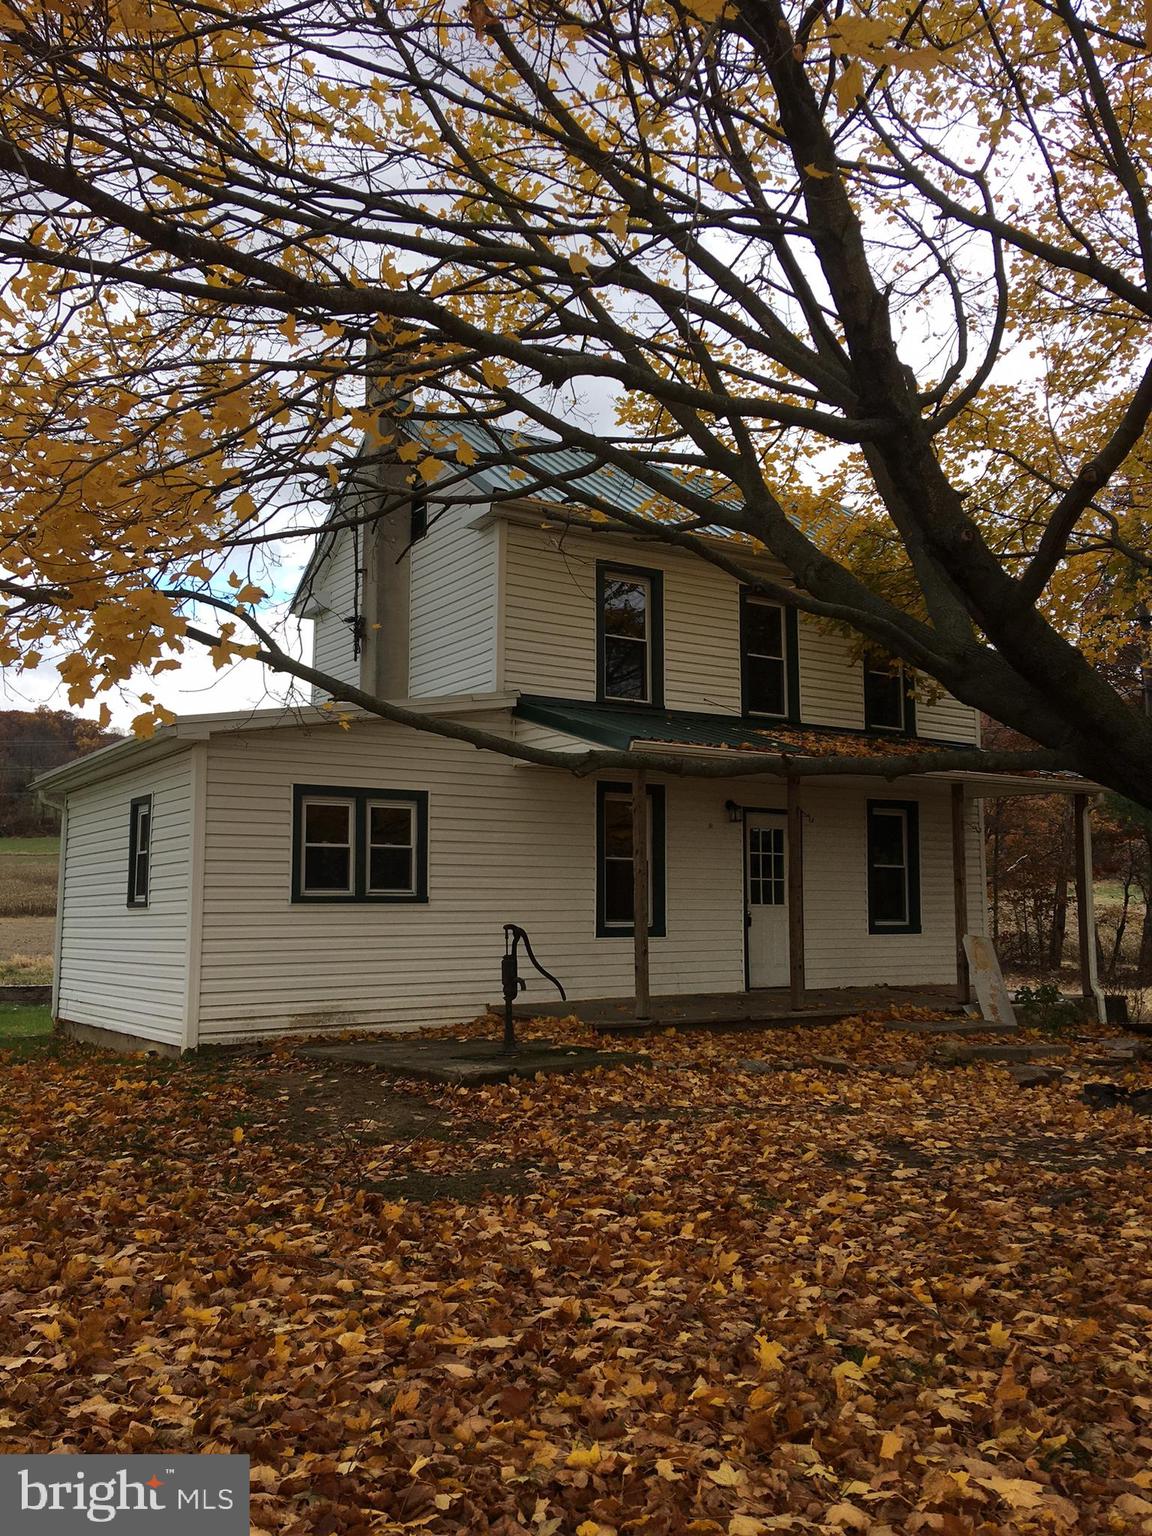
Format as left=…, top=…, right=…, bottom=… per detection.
left=0, top=837, right=59, bottom=920
left=0, top=1004, right=52, bottom=1051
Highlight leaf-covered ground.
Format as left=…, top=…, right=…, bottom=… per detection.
left=1, top=1016, right=1151, bottom=1535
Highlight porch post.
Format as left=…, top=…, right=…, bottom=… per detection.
left=1072, top=792, right=1105, bottom=1022
left=951, top=783, right=972, bottom=1004
left=632, top=770, right=651, bottom=1020
left=786, top=776, right=806, bottom=1010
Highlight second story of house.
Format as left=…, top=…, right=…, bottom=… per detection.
left=291, top=427, right=980, bottom=746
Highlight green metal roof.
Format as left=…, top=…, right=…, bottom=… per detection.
left=513, top=696, right=958, bottom=756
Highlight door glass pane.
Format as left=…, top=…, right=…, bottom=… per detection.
left=749, top=826, right=785, bottom=905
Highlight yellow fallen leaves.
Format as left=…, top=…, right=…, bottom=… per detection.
left=564, top=1443, right=602, bottom=1469
left=753, top=1333, right=785, bottom=1372
left=0, top=1015, right=1146, bottom=1536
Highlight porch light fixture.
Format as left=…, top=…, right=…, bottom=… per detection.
left=724, top=799, right=742, bottom=823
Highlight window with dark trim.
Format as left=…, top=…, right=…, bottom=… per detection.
left=864, top=656, right=917, bottom=734
left=127, top=795, right=152, bottom=907
left=292, top=784, right=428, bottom=903
left=867, top=800, right=921, bottom=934
left=596, top=781, right=666, bottom=937
left=740, top=591, right=800, bottom=720
left=410, top=492, right=428, bottom=545
left=596, top=563, right=663, bottom=705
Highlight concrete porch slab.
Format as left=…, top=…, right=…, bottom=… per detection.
left=296, top=1037, right=650, bottom=1085
left=505, top=985, right=964, bottom=1036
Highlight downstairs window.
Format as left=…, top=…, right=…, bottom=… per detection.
left=292, top=785, right=428, bottom=903
left=596, top=781, right=667, bottom=937
left=866, top=800, right=921, bottom=934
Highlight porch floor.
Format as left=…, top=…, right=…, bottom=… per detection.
left=509, top=984, right=965, bottom=1034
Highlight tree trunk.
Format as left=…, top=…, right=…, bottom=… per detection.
left=1137, top=831, right=1152, bottom=984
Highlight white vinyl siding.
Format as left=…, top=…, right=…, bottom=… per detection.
left=189, top=717, right=980, bottom=1042
left=504, top=524, right=742, bottom=711
left=408, top=502, right=499, bottom=696
left=799, top=783, right=967, bottom=986
left=796, top=621, right=867, bottom=729
left=501, top=523, right=979, bottom=741
left=307, top=526, right=362, bottom=698
left=916, top=689, right=980, bottom=745
left=56, top=751, right=195, bottom=1046
left=196, top=717, right=742, bottom=1040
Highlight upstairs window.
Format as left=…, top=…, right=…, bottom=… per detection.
left=293, top=785, right=428, bottom=903
left=126, top=795, right=152, bottom=907
left=740, top=592, right=799, bottom=720
left=410, top=492, right=428, bottom=545
left=864, top=656, right=916, bottom=734
left=867, top=800, right=921, bottom=933
left=597, top=564, right=663, bottom=706
left=596, top=781, right=667, bottom=937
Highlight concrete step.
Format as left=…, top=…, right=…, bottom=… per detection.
left=883, top=1019, right=1019, bottom=1037
left=940, top=1042, right=1069, bottom=1064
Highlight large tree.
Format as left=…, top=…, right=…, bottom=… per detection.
left=0, top=0, right=1150, bottom=797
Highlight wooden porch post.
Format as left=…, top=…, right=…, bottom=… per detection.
left=951, top=783, right=972, bottom=1004
left=1072, top=792, right=1104, bottom=1022
left=786, top=776, right=806, bottom=1010
left=632, top=770, right=651, bottom=1020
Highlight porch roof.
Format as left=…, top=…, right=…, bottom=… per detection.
left=513, top=695, right=1092, bottom=795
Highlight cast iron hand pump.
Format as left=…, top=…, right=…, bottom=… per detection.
left=501, top=924, right=566, bottom=1053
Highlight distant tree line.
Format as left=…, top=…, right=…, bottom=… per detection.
left=984, top=719, right=1152, bottom=987
left=0, top=710, right=118, bottom=836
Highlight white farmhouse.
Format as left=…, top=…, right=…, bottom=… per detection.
left=34, top=425, right=1102, bottom=1052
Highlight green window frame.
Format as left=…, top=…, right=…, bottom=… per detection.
left=596, top=781, right=667, bottom=938
left=866, top=799, right=921, bottom=934
left=291, top=784, right=429, bottom=903
left=740, top=590, right=800, bottom=721
left=596, top=562, right=664, bottom=707
left=126, top=794, right=152, bottom=908
left=864, top=656, right=917, bottom=735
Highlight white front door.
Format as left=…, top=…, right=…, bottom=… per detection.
left=746, top=813, right=788, bottom=988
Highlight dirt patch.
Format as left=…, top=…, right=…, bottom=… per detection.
left=361, top=1164, right=537, bottom=1202
left=0, top=916, right=55, bottom=981
left=242, top=1064, right=491, bottom=1146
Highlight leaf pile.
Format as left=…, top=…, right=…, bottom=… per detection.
left=0, top=1018, right=1150, bottom=1534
